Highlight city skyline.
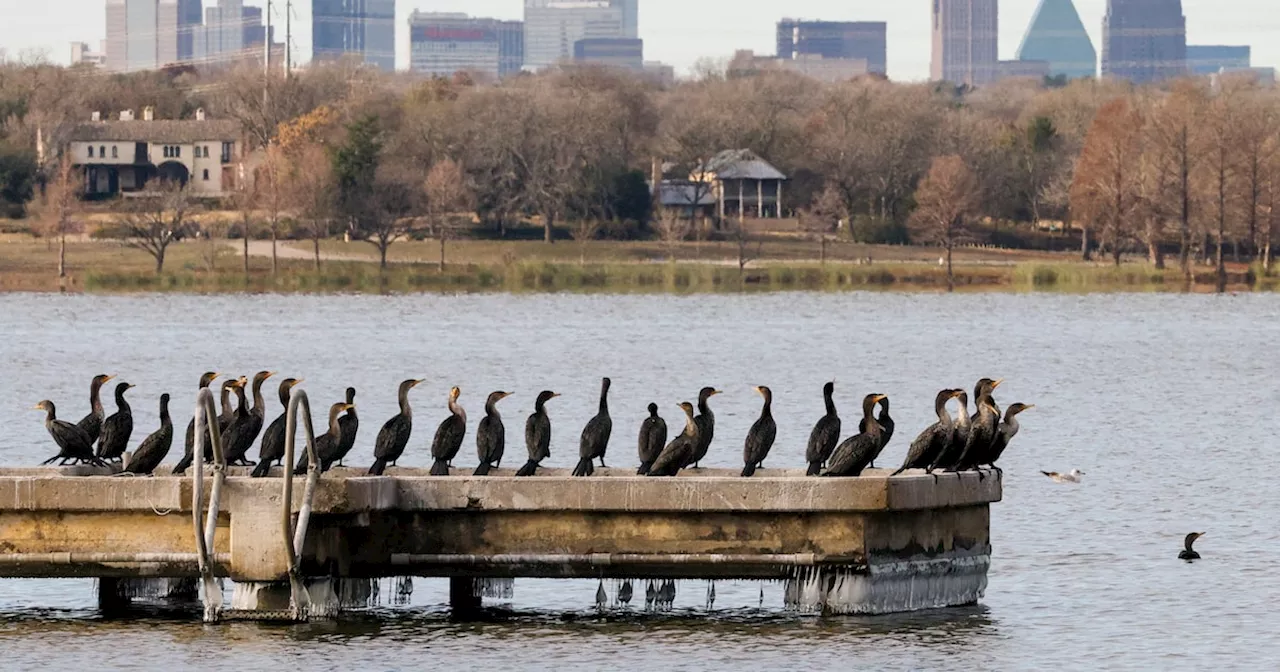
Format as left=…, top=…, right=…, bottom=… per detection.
left=1, top=0, right=1277, bottom=78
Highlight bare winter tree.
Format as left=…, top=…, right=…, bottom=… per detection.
left=654, top=209, right=690, bottom=261
left=283, top=143, right=336, bottom=271
left=1199, top=80, right=1247, bottom=291
left=116, top=180, right=194, bottom=274
left=1071, top=98, right=1144, bottom=266
left=909, top=155, right=980, bottom=291
left=570, top=218, right=601, bottom=266
left=257, top=146, right=289, bottom=275
left=423, top=157, right=472, bottom=271
left=359, top=164, right=418, bottom=270
left=804, top=184, right=846, bottom=266
left=42, top=155, right=81, bottom=280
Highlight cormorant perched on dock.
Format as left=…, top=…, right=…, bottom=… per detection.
left=636, top=403, right=667, bottom=475
left=859, top=395, right=894, bottom=468
left=294, top=402, right=354, bottom=474
left=951, top=392, right=1000, bottom=475
left=1179, top=532, right=1205, bottom=560
left=573, top=377, right=612, bottom=477
left=251, top=377, right=302, bottom=478
left=970, top=378, right=1002, bottom=422
left=35, top=400, right=103, bottom=466
left=217, top=377, right=241, bottom=434
left=823, top=394, right=887, bottom=477
left=334, top=387, right=359, bottom=467
left=686, top=387, right=720, bottom=469
left=893, top=389, right=961, bottom=477
left=76, top=374, right=115, bottom=444
left=220, top=379, right=252, bottom=465
left=517, top=391, right=559, bottom=477
left=224, top=371, right=275, bottom=466
left=806, top=382, right=841, bottom=476
left=742, top=386, right=776, bottom=477
left=367, top=379, right=423, bottom=476
left=96, top=382, right=135, bottom=463
left=648, top=402, right=699, bottom=477
left=428, top=386, right=466, bottom=476
left=173, top=375, right=239, bottom=475
left=474, top=391, right=512, bottom=475
left=983, top=402, right=1034, bottom=473
left=929, top=391, right=970, bottom=476
left=123, top=394, right=172, bottom=475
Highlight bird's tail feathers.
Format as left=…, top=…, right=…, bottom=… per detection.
left=515, top=460, right=540, bottom=477
left=250, top=459, right=272, bottom=478
left=890, top=465, right=907, bottom=477
left=571, top=456, right=594, bottom=477
left=741, top=463, right=757, bottom=478
left=473, top=462, right=492, bottom=476
left=429, top=460, right=450, bottom=476
left=637, top=460, right=653, bottom=476
left=806, top=461, right=823, bottom=476
left=367, top=458, right=388, bottom=476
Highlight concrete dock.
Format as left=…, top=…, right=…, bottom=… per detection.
left=0, top=465, right=1001, bottom=619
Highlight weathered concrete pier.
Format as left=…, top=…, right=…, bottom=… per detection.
left=0, top=463, right=1000, bottom=619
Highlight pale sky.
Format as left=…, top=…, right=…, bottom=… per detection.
left=1, top=0, right=1277, bottom=80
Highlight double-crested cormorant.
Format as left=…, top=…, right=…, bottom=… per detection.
left=893, top=389, right=962, bottom=477
left=970, top=378, right=1002, bottom=422
left=172, top=372, right=220, bottom=475
left=1179, top=532, right=1205, bottom=560
left=217, top=377, right=242, bottom=435
left=687, top=387, right=721, bottom=469
left=648, top=402, right=699, bottom=477
left=474, top=391, right=512, bottom=476
left=220, top=379, right=252, bottom=466
left=251, top=377, right=303, bottom=478
left=742, top=386, right=776, bottom=477
left=806, top=382, right=841, bottom=476
left=983, top=402, right=1034, bottom=472
left=636, top=403, right=667, bottom=475
left=123, top=393, right=173, bottom=475
left=224, top=371, right=275, bottom=466
left=335, top=387, right=359, bottom=467
left=76, top=374, right=116, bottom=444
left=517, top=391, right=559, bottom=477
left=859, top=395, right=894, bottom=468
left=294, top=402, right=354, bottom=474
left=174, top=375, right=242, bottom=475
left=573, top=377, right=612, bottom=477
left=823, top=394, right=887, bottom=477
left=35, top=400, right=104, bottom=466
left=428, top=386, right=466, bottom=476
left=952, top=392, right=1000, bottom=475
left=96, top=382, right=136, bottom=463
left=929, top=391, right=971, bottom=475
left=369, top=379, right=423, bottom=476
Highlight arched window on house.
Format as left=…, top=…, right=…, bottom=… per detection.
left=87, top=146, right=94, bottom=158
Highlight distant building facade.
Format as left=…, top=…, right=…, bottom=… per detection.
left=731, top=50, right=869, bottom=83
left=573, top=37, right=643, bottom=70
left=997, top=59, right=1051, bottom=80
left=71, top=41, right=108, bottom=68
left=1186, top=45, right=1250, bottom=76
left=176, top=0, right=203, bottom=63
left=523, top=0, right=627, bottom=71
left=776, top=20, right=887, bottom=75
left=192, top=1, right=283, bottom=70
left=312, top=0, right=396, bottom=71
left=1101, top=0, right=1186, bottom=83
left=1015, top=0, right=1096, bottom=79
left=105, top=0, right=180, bottom=72
left=409, top=12, right=524, bottom=78
left=931, top=0, right=999, bottom=87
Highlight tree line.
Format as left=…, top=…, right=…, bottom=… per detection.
left=1, top=59, right=1278, bottom=286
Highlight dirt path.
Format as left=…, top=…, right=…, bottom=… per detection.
left=223, top=240, right=388, bottom=263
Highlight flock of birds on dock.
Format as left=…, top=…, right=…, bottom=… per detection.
left=31, top=373, right=1038, bottom=482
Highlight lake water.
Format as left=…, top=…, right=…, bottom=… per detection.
left=2, top=292, right=1278, bottom=670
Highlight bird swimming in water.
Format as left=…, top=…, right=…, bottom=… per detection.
left=516, top=391, right=558, bottom=477
left=96, top=381, right=136, bottom=463
left=636, top=403, right=667, bottom=475
left=573, top=377, right=612, bottom=477
left=429, top=386, right=466, bottom=476
left=859, top=394, right=894, bottom=468
left=294, top=401, right=354, bottom=474
left=823, top=394, right=887, bottom=477
left=251, top=377, right=303, bottom=478
left=893, top=389, right=962, bottom=477
left=123, top=393, right=172, bottom=475
left=1179, top=532, right=1205, bottom=560
left=982, top=402, right=1034, bottom=473
left=1042, top=469, right=1085, bottom=483
left=76, top=374, right=115, bottom=445
left=172, top=372, right=220, bottom=475
left=648, top=402, right=699, bottom=477
left=224, top=371, right=275, bottom=466
left=741, top=386, right=776, bottom=477
left=334, top=387, right=359, bottom=467
left=35, top=400, right=103, bottom=467
left=806, top=382, right=841, bottom=476
left=474, top=391, right=512, bottom=476
left=686, top=387, right=721, bottom=469
left=368, top=380, right=423, bottom=476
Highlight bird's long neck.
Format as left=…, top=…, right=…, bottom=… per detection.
left=44, top=405, right=57, bottom=426
left=115, top=388, right=131, bottom=414
left=234, top=387, right=248, bottom=416
left=761, top=392, right=773, bottom=417
left=862, top=400, right=881, bottom=433
left=278, top=387, right=291, bottom=407
left=159, top=400, right=171, bottom=426
left=328, top=408, right=343, bottom=436
left=448, top=395, right=464, bottom=423
left=823, top=389, right=836, bottom=416
left=936, top=396, right=952, bottom=426
left=683, top=411, right=698, bottom=438
left=955, top=397, right=971, bottom=428
left=535, top=398, right=547, bottom=415
left=598, top=385, right=609, bottom=415
left=399, top=388, right=412, bottom=417
left=1003, top=413, right=1020, bottom=436
left=698, top=396, right=711, bottom=416
left=485, top=397, right=501, bottom=418
left=251, top=378, right=266, bottom=413
left=346, top=392, right=357, bottom=418
left=90, top=383, right=104, bottom=415
left=220, top=388, right=233, bottom=415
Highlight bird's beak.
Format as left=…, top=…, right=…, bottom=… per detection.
left=754, top=386, right=763, bottom=395
left=104, top=375, right=117, bottom=383
left=266, top=371, right=277, bottom=378
left=502, top=392, right=513, bottom=399
left=31, top=404, right=43, bottom=410
left=1024, top=404, right=1036, bottom=411
left=551, top=393, right=562, bottom=398
left=343, top=404, right=354, bottom=412
left=991, top=379, right=1004, bottom=389
left=126, top=384, right=136, bottom=390
left=294, top=378, right=305, bottom=386
left=413, top=379, right=425, bottom=387
left=874, top=394, right=887, bottom=403
left=713, top=389, right=723, bottom=396
left=210, top=372, right=220, bottom=379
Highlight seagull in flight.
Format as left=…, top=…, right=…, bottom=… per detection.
left=1041, top=469, right=1085, bottom=483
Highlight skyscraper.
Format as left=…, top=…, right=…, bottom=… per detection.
left=105, top=0, right=180, bottom=72
left=408, top=12, right=524, bottom=79
left=1101, top=0, right=1186, bottom=84
left=177, top=0, right=203, bottom=62
left=523, top=0, right=627, bottom=71
left=1186, top=45, right=1250, bottom=76
left=931, top=0, right=999, bottom=87
left=1016, top=0, right=1096, bottom=79
left=313, top=0, right=396, bottom=71
left=776, top=20, right=887, bottom=75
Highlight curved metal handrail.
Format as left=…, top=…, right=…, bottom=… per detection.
left=191, top=387, right=227, bottom=623
left=280, top=386, right=320, bottom=620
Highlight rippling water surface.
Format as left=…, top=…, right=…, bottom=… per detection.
left=1, top=292, right=1277, bottom=669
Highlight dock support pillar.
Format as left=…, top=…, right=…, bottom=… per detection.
left=449, top=577, right=482, bottom=617
left=97, top=578, right=130, bottom=615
